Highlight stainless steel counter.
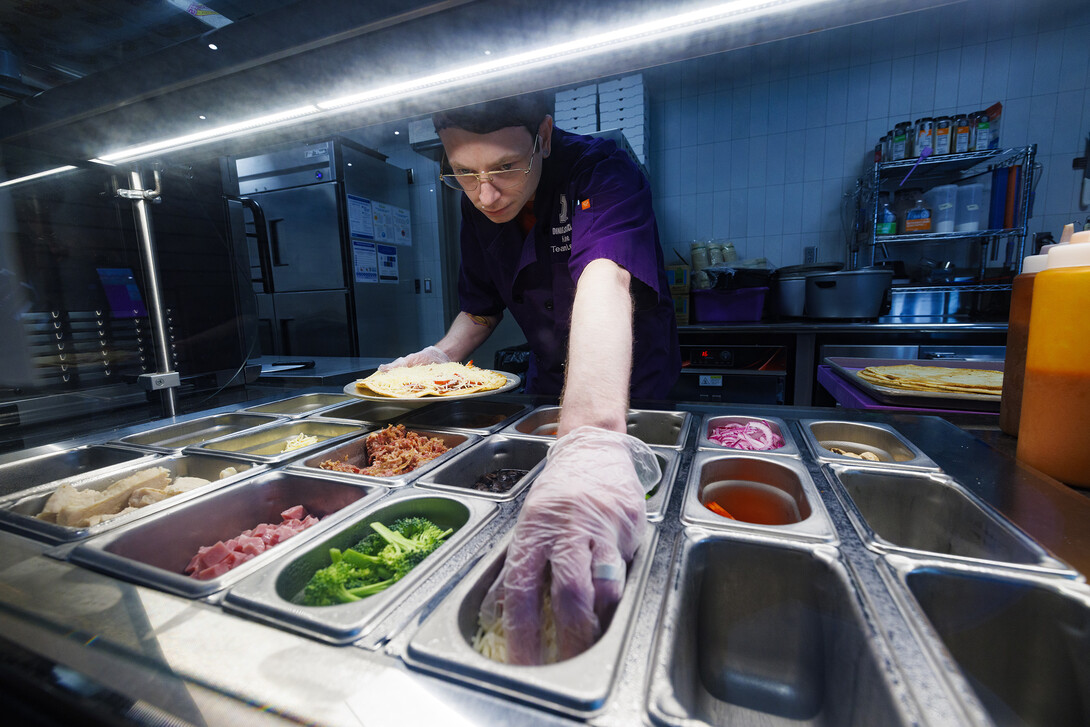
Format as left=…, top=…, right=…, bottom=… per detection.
left=0, top=391, right=1086, bottom=727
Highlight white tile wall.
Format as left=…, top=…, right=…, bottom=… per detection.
left=649, top=0, right=1090, bottom=267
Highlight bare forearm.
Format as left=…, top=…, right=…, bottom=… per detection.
left=558, top=259, right=632, bottom=436
left=434, top=312, right=500, bottom=362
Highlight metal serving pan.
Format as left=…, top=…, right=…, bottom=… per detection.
left=646, top=447, right=681, bottom=523
left=884, top=556, right=1090, bottom=727
left=318, top=399, right=434, bottom=425
left=696, top=413, right=801, bottom=457
left=799, top=419, right=938, bottom=469
left=289, top=427, right=480, bottom=488
left=113, top=413, right=284, bottom=453
left=241, top=393, right=353, bottom=419
left=502, top=406, right=691, bottom=449
left=0, top=445, right=154, bottom=500
left=399, top=399, right=533, bottom=434
left=187, top=419, right=370, bottom=464
left=68, top=470, right=384, bottom=599
left=0, top=454, right=262, bottom=544
left=829, top=464, right=1072, bottom=576
left=403, top=523, right=659, bottom=717
left=413, top=435, right=549, bottom=502
left=680, top=451, right=835, bottom=542
left=646, top=531, right=921, bottom=727
left=222, top=491, right=498, bottom=645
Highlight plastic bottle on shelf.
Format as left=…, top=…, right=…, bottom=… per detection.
left=1015, top=229, right=1090, bottom=487
left=903, top=195, right=932, bottom=233
left=876, top=200, right=897, bottom=236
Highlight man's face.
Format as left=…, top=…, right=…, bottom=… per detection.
left=439, top=123, right=546, bottom=224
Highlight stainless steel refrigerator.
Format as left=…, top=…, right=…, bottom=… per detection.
left=225, top=137, right=417, bottom=358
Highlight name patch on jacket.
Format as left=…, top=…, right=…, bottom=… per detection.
left=551, top=194, right=572, bottom=254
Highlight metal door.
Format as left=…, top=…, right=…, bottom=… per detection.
left=247, top=184, right=346, bottom=293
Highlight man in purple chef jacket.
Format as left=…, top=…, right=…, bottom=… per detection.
left=380, top=91, right=680, bottom=664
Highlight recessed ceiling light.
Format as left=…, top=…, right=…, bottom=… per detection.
left=198, top=115, right=207, bottom=120
left=394, top=130, right=400, bottom=135
left=208, top=43, right=219, bottom=51
left=483, top=49, right=491, bottom=55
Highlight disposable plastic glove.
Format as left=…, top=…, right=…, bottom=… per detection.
left=376, top=345, right=449, bottom=372
left=478, top=425, right=660, bottom=665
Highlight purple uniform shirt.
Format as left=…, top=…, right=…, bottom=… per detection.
left=457, top=128, right=681, bottom=398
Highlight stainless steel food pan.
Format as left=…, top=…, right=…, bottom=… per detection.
left=646, top=532, right=919, bottom=727
left=645, top=447, right=681, bottom=523
left=503, top=406, right=691, bottom=448
left=241, top=393, right=353, bottom=419
left=188, top=419, right=369, bottom=464
left=113, top=413, right=283, bottom=453
left=289, top=427, right=480, bottom=488
left=888, top=557, right=1090, bottom=727
left=413, top=435, right=549, bottom=501
left=222, top=491, right=497, bottom=645
left=696, top=414, right=800, bottom=457
left=830, top=465, right=1072, bottom=576
left=399, top=399, right=533, bottom=433
left=0, top=445, right=154, bottom=500
left=681, top=451, right=835, bottom=542
left=319, top=399, right=434, bottom=424
left=68, top=471, right=383, bottom=599
left=0, top=454, right=262, bottom=544
left=403, top=523, right=659, bottom=717
left=799, top=419, right=938, bottom=469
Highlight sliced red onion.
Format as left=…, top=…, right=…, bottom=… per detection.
left=708, top=421, right=785, bottom=450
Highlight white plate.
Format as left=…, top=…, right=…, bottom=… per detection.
left=342, top=371, right=521, bottom=401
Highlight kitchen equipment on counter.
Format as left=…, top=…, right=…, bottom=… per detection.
left=804, top=268, right=893, bottom=319
left=772, top=262, right=843, bottom=318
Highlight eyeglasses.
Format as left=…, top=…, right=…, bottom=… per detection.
left=440, top=135, right=540, bottom=192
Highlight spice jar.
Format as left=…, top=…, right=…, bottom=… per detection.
left=971, top=110, right=991, bottom=151
left=890, top=122, right=911, bottom=161
left=915, top=118, right=934, bottom=153
left=953, top=114, right=972, bottom=154
left=933, top=116, right=952, bottom=155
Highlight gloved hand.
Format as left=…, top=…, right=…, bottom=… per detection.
left=377, top=345, right=449, bottom=372
left=478, top=425, right=660, bottom=665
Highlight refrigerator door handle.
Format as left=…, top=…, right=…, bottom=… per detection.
left=269, top=218, right=286, bottom=266
left=239, top=196, right=274, bottom=294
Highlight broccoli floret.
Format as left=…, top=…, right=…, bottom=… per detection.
left=301, top=517, right=454, bottom=607
left=302, top=560, right=366, bottom=606
left=390, top=517, right=455, bottom=551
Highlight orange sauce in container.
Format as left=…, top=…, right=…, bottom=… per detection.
left=702, top=480, right=802, bottom=525
left=1016, top=253, right=1090, bottom=487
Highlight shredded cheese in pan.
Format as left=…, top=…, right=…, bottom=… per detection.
left=281, top=433, right=319, bottom=452
left=472, top=590, right=560, bottom=665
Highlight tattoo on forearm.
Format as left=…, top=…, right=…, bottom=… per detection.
left=466, top=314, right=494, bottom=328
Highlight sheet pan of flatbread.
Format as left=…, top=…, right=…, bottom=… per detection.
left=825, top=357, right=1003, bottom=412
left=344, top=362, right=520, bottom=401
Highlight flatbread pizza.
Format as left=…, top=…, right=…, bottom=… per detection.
left=856, top=364, right=1002, bottom=395
left=355, top=361, right=509, bottom=399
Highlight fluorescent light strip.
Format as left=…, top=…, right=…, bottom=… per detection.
left=4, top=0, right=828, bottom=185
left=317, top=0, right=825, bottom=110
left=96, top=104, right=320, bottom=163
left=0, top=165, right=77, bottom=188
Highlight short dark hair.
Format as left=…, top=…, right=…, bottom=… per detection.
left=433, top=91, right=550, bottom=137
